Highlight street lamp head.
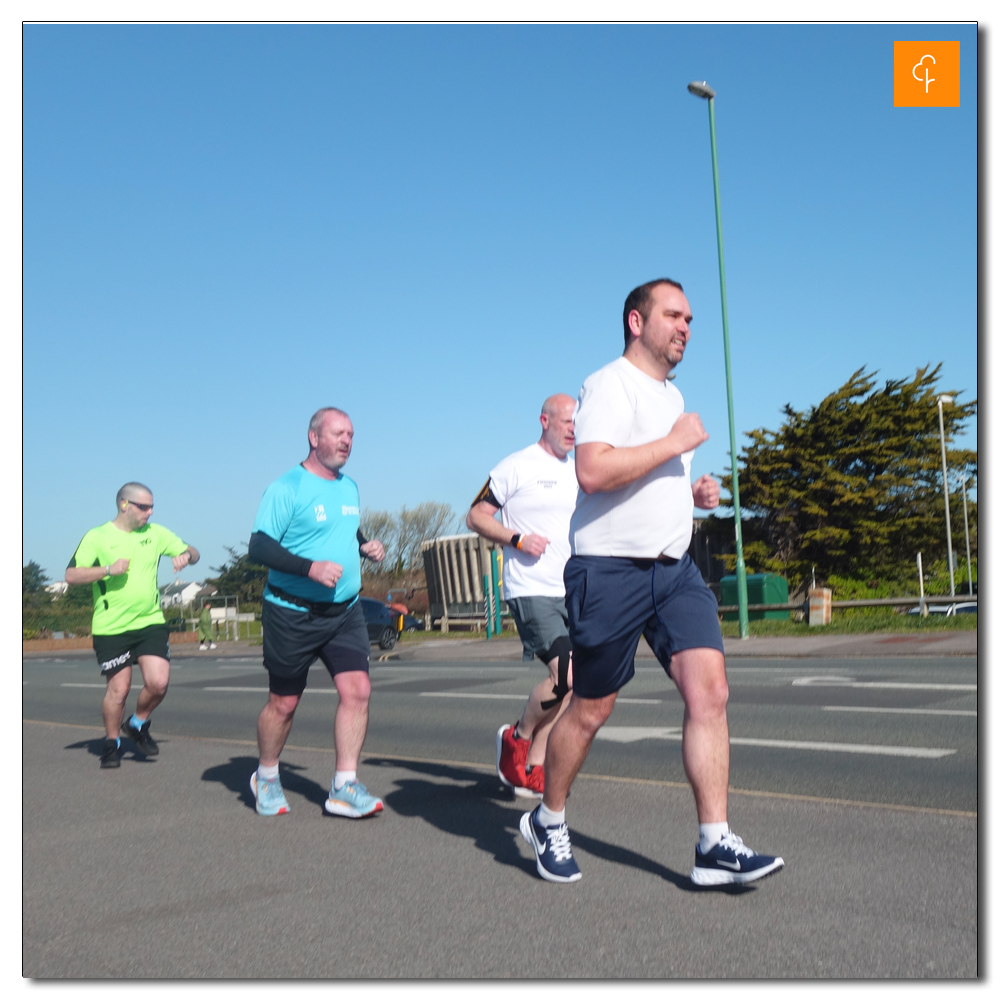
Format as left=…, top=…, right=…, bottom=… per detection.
left=938, top=394, right=954, bottom=405
left=687, top=80, right=716, bottom=99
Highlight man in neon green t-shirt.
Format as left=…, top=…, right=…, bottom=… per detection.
left=66, top=482, right=200, bottom=770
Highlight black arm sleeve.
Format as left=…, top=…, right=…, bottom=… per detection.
left=471, top=478, right=501, bottom=508
left=357, top=527, right=368, bottom=546
left=248, top=531, right=313, bottom=577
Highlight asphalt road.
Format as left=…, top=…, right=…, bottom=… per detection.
left=23, top=647, right=978, bottom=979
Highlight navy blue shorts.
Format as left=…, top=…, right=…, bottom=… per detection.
left=564, top=553, right=724, bottom=699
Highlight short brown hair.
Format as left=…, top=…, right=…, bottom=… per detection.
left=622, top=278, right=684, bottom=349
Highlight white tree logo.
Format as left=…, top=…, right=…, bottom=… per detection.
left=912, top=54, right=936, bottom=94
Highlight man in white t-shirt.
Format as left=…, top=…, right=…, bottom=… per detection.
left=518, top=279, right=784, bottom=888
left=467, top=394, right=578, bottom=798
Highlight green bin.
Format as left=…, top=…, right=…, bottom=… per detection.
left=720, top=573, right=789, bottom=621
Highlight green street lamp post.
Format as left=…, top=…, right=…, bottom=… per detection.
left=936, top=394, right=956, bottom=596
left=960, top=474, right=973, bottom=596
left=688, top=79, right=749, bottom=639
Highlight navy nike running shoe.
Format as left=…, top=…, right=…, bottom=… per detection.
left=690, top=830, right=784, bottom=886
left=519, top=807, right=582, bottom=883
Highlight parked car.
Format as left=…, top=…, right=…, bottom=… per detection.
left=949, top=602, right=978, bottom=615
left=359, top=597, right=402, bottom=650
left=907, top=601, right=978, bottom=616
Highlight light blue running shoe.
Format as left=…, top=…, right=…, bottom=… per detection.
left=250, top=771, right=290, bottom=816
left=324, top=779, right=384, bottom=818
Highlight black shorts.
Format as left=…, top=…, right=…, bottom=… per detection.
left=564, top=553, right=724, bottom=699
left=262, top=598, right=371, bottom=697
left=93, top=624, right=171, bottom=677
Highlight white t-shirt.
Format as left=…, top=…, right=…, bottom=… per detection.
left=570, top=356, right=694, bottom=559
left=487, top=443, right=579, bottom=599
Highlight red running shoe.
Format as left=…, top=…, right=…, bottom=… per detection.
left=496, top=723, right=529, bottom=790
left=516, top=763, right=544, bottom=799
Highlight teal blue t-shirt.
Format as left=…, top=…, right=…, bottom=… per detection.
left=252, top=464, right=362, bottom=609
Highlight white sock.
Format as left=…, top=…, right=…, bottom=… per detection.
left=257, top=762, right=279, bottom=781
left=536, top=803, right=565, bottom=827
left=699, top=822, right=729, bottom=852
left=333, top=770, right=357, bottom=792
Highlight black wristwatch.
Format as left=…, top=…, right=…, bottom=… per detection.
left=510, top=534, right=522, bottom=550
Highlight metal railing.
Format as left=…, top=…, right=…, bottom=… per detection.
left=716, top=594, right=976, bottom=614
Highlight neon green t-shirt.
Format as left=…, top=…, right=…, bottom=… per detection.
left=68, top=521, right=189, bottom=635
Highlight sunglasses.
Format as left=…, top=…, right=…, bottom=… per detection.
left=126, top=501, right=154, bottom=512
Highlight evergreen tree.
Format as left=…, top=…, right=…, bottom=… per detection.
left=716, top=365, right=976, bottom=587
left=22, top=561, right=49, bottom=595
left=208, top=546, right=269, bottom=606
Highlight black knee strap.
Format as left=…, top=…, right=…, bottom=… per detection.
left=539, top=635, right=572, bottom=710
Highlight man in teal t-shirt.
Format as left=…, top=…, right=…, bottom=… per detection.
left=66, top=482, right=199, bottom=770
left=245, top=407, right=387, bottom=821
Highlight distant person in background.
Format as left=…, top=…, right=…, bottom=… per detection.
left=466, top=394, right=579, bottom=799
left=246, top=407, right=387, bottom=820
left=198, top=602, right=217, bottom=651
left=66, top=482, right=200, bottom=769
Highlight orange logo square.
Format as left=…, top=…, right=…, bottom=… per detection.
left=894, top=41, right=960, bottom=107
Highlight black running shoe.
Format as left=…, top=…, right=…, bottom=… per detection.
left=121, top=718, right=160, bottom=756
left=100, top=738, right=122, bottom=769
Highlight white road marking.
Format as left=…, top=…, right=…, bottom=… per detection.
left=418, top=692, right=661, bottom=704
left=61, top=683, right=141, bottom=689
left=595, top=726, right=956, bottom=758
left=202, top=686, right=357, bottom=694
left=793, top=677, right=976, bottom=691
left=595, top=727, right=682, bottom=743
left=823, top=706, right=977, bottom=717
left=202, top=687, right=292, bottom=693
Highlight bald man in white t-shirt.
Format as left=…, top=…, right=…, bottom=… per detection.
left=518, top=279, right=784, bottom=888
left=467, top=394, right=578, bottom=799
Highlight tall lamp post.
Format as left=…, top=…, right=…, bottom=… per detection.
left=960, top=474, right=973, bottom=596
left=936, top=394, right=955, bottom=597
left=688, top=79, right=749, bottom=639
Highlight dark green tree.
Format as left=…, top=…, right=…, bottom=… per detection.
left=22, top=561, right=49, bottom=595
left=716, top=365, right=976, bottom=587
left=207, top=546, right=269, bottom=606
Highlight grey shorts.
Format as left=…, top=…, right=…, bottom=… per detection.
left=507, top=595, right=570, bottom=663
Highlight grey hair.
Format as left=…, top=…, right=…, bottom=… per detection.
left=308, top=407, right=350, bottom=437
left=116, top=482, right=152, bottom=508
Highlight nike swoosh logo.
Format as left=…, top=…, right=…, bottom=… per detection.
left=717, top=859, right=741, bottom=870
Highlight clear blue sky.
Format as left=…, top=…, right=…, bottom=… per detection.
left=22, top=23, right=978, bottom=586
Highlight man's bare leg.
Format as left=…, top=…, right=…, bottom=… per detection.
left=522, top=655, right=573, bottom=769
left=102, top=666, right=132, bottom=738
left=134, top=655, right=170, bottom=719
left=256, top=693, right=302, bottom=768
left=524, top=694, right=571, bottom=769
left=668, top=647, right=730, bottom=823
left=331, top=670, right=371, bottom=772
left=540, top=690, right=617, bottom=812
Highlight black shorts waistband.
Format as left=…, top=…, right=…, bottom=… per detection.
left=266, top=583, right=354, bottom=617
left=570, top=554, right=681, bottom=567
